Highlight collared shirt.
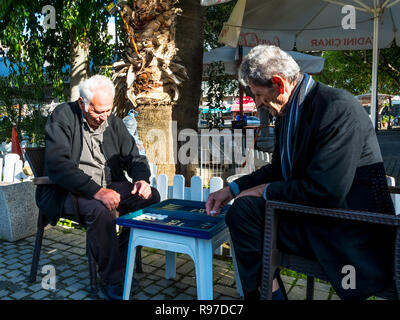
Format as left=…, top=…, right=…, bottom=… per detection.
left=79, top=116, right=111, bottom=188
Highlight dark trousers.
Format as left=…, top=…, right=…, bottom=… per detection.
left=63, top=181, right=160, bottom=285
left=225, top=196, right=267, bottom=296
left=226, top=196, right=396, bottom=300
left=226, top=196, right=317, bottom=297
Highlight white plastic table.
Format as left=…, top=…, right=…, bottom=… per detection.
left=122, top=225, right=243, bottom=300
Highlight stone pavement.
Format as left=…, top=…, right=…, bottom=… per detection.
left=0, top=224, right=339, bottom=300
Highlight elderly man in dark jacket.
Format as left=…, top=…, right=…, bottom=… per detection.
left=206, top=45, right=396, bottom=300
left=36, top=75, right=160, bottom=300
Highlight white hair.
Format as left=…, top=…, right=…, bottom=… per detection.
left=79, top=75, right=115, bottom=112
left=239, top=45, right=301, bottom=88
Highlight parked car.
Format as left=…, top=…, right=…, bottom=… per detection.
left=246, top=116, right=260, bottom=126
left=198, top=118, right=233, bottom=129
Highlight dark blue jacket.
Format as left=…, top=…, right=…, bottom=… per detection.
left=234, top=83, right=395, bottom=299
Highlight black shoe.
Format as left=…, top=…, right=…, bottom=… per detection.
left=101, top=283, right=123, bottom=300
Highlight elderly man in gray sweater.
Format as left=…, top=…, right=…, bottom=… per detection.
left=37, top=75, right=160, bottom=300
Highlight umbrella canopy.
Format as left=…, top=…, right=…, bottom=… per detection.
left=203, top=46, right=325, bottom=77
left=217, top=0, right=400, bottom=128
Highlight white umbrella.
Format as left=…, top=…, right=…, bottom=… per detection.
left=216, top=0, right=400, bottom=128
left=203, top=46, right=325, bottom=77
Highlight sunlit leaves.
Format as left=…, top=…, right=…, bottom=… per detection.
left=0, top=0, right=114, bottom=102
left=314, top=43, right=400, bottom=95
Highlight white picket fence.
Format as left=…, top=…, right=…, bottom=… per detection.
left=133, top=163, right=225, bottom=204
left=253, top=149, right=271, bottom=163
left=0, top=153, right=31, bottom=183
left=2, top=150, right=399, bottom=216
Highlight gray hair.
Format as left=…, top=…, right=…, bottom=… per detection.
left=79, top=75, right=115, bottom=112
left=239, top=45, right=301, bottom=88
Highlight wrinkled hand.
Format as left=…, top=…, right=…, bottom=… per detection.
left=236, top=184, right=266, bottom=199
left=132, top=180, right=152, bottom=199
left=94, top=188, right=121, bottom=211
left=205, top=186, right=233, bottom=216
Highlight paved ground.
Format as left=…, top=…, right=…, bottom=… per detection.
left=0, top=224, right=340, bottom=300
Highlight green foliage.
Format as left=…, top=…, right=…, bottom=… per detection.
left=202, top=2, right=243, bottom=130
left=0, top=116, right=13, bottom=142
left=0, top=71, right=49, bottom=143
left=204, top=61, right=234, bottom=129
left=0, top=0, right=114, bottom=102
left=314, top=43, right=400, bottom=96
left=202, top=3, right=241, bottom=129
left=204, top=1, right=237, bottom=50
left=0, top=102, right=48, bottom=144
left=0, top=0, right=115, bottom=142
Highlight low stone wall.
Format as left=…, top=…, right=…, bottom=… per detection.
left=0, top=181, right=38, bottom=242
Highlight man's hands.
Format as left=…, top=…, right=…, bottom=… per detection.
left=132, top=180, right=152, bottom=199
left=205, top=186, right=233, bottom=216
left=205, top=184, right=267, bottom=216
left=94, top=180, right=152, bottom=211
left=94, top=188, right=121, bottom=211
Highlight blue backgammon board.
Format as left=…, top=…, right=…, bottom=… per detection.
left=116, top=199, right=230, bottom=240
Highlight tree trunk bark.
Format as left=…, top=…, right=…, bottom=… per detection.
left=135, top=103, right=176, bottom=184
left=173, top=0, right=205, bottom=182
left=69, top=27, right=89, bottom=101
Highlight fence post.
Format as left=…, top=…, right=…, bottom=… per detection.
left=149, top=163, right=157, bottom=187
left=172, top=175, right=185, bottom=200
left=14, top=159, right=23, bottom=182
left=209, top=176, right=223, bottom=194
left=3, top=153, right=20, bottom=183
left=190, top=176, right=203, bottom=201
left=157, top=174, right=169, bottom=201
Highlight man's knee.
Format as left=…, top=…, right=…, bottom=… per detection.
left=225, top=197, right=251, bottom=227
left=85, top=201, right=115, bottom=226
left=225, top=196, right=265, bottom=228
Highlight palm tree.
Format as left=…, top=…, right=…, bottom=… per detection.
left=112, top=0, right=204, bottom=182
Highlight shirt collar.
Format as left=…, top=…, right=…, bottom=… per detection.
left=82, top=114, right=108, bottom=134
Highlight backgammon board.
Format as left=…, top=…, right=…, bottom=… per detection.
left=116, top=199, right=230, bottom=239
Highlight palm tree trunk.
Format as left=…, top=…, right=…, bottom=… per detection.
left=135, top=103, right=176, bottom=183
left=112, top=0, right=204, bottom=184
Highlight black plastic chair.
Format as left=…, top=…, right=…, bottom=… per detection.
left=260, top=191, right=400, bottom=300
left=25, top=147, right=143, bottom=299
